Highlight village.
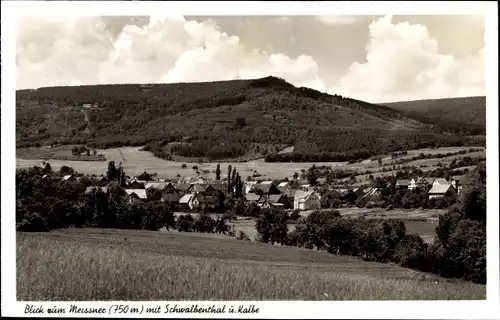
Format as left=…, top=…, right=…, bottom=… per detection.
left=51, top=167, right=468, bottom=212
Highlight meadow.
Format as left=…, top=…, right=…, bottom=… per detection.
left=17, top=229, right=486, bottom=301
left=16, top=145, right=483, bottom=181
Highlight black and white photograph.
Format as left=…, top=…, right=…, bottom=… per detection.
left=2, top=1, right=499, bottom=318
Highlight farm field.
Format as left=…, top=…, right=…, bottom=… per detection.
left=16, top=145, right=483, bottom=181
left=17, top=229, right=486, bottom=301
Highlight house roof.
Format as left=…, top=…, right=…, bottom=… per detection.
left=210, top=182, right=225, bottom=191
left=145, top=182, right=169, bottom=190
left=192, top=184, right=213, bottom=192
left=419, top=177, right=437, bottom=184
left=124, top=189, right=147, bottom=199
left=179, top=194, right=195, bottom=204
left=62, top=175, right=73, bottom=181
left=176, top=183, right=193, bottom=191
left=255, top=183, right=279, bottom=194
left=434, top=178, right=449, bottom=185
left=260, top=181, right=274, bottom=185
left=245, top=193, right=261, bottom=201
left=268, top=194, right=284, bottom=203
left=428, top=184, right=453, bottom=194
left=162, top=193, right=181, bottom=202
left=294, top=190, right=317, bottom=201
left=278, top=182, right=289, bottom=187
left=396, top=179, right=410, bottom=186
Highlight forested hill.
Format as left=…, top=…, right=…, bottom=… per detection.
left=16, top=76, right=485, bottom=162
left=383, top=96, right=486, bottom=136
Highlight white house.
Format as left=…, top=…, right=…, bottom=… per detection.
left=294, top=191, right=321, bottom=211
left=408, top=178, right=419, bottom=190
left=179, top=193, right=202, bottom=210
left=244, top=181, right=258, bottom=195
left=433, top=178, right=449, bottom=186
left=428, top=184, right=456, bottom=200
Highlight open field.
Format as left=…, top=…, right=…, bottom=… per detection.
left=16, top=146, right=483, bottom=180
left=16, top=145, right=106, bottom=162
left=17, top=229, right=486, bottom=301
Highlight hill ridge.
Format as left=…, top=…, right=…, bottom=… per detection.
left=16, top=76, right=485, bottom=162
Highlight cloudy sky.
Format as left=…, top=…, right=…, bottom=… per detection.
left=16, top=15, right=485, bottom=103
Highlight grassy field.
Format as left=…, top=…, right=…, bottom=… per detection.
left=16, top=146, right=482, bottom=181
left=17, top=229, right=486, bottom=301
left=16, top=146, right=106, bottom=162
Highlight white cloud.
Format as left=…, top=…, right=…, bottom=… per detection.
left=15, top=15, right=485, bottom=104
left=16, top=15, right=327, bottom=92
left=333, top=15, right=485, bottom=103
left=315, top=15, right=361, bottom=25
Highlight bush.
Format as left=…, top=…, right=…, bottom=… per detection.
left=394, top=233, right=430, bottom=270
left=290, top=209, right=301, bottom=221
left=255, top=208, right=289, bottom=245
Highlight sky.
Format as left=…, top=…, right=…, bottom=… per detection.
left=15, top=14, right=486, bottom=103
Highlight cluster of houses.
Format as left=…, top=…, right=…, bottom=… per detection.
left=392, top=175, right=467, bottom=199
left=52, top=172, right=468, bottom=212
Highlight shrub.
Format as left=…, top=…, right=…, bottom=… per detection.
left=394, top=233, right=430, bottom=270
left=255, top=208, right=289, bottom=245
left=290, top=209, right=301, bottom=221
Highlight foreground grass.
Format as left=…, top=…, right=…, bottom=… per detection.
left=17, top=229, right=485, bottom=301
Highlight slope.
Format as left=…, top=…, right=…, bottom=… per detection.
left=383, top=96, right=486, bottom=135
left=15, top=77, right=483, bottom=162
left=17, top=229, right=485, bottom=300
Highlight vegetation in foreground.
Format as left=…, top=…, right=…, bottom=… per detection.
left=17, top=229, right=486, bottom=301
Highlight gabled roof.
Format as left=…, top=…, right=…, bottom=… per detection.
left=162, top=193, right=181, bottom=203
left=418, top=177, right=437, bottom=184
left=268, top=194, right=285, bottom=203
left=428, top=184, right=453, bottom=194
left=278, top=182, right=289, bottom=187
left=179, top=193, right=195, bottom=204
left=210, top=182, right=225, bottom=191
left=395, top=179, right=410, bottom=186
left=125, top=189, right=147, bottom=199
left=62, top=175, right=74, bottom=181
left=245, top=193, right=261, bottom=202
left=260, top=181, right=274, bottom=185
left=294, top=190, right=317, bottom=201
left=176, top=183, right=193, bottom=191
left=145, top=182, right=168, bottom=190
left=254, top=183, right=279, bottom=194
left=192, top=184, right=214, bottom=192
left=434, top=178, right=449, bottom=185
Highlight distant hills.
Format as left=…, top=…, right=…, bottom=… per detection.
left=383, top=96, right=486, bottom=136
left=16, top=77, right=485, bottom=162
